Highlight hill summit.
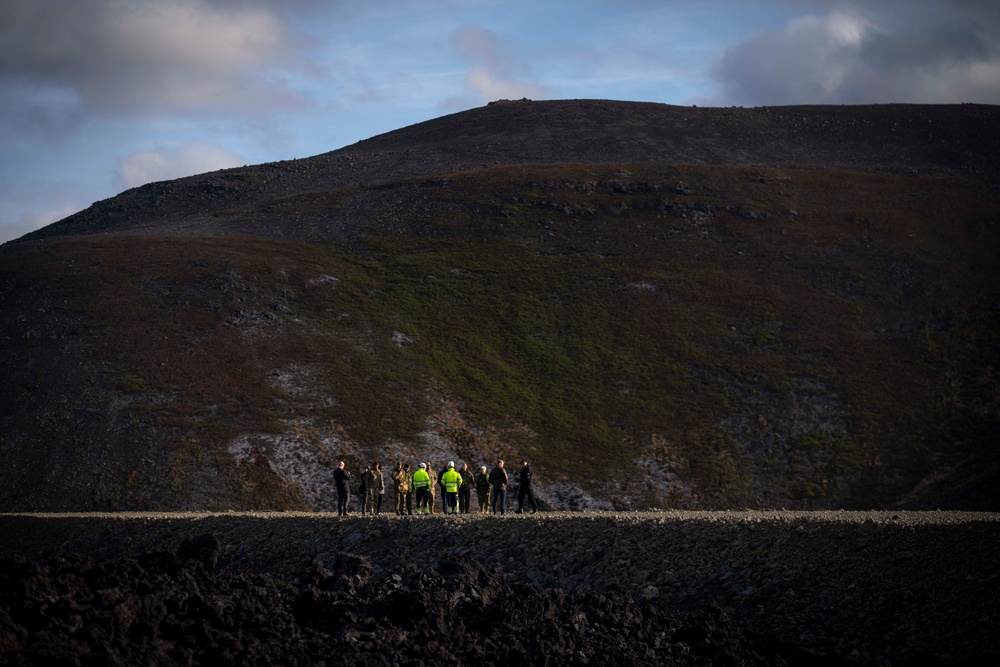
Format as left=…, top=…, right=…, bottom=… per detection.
left=2, top=100, right=998, bottom=511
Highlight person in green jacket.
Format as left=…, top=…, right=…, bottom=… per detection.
left=412, top=463, right=431, bottom=515
left=362, top=462, right=379, bottom=515
left=440, top=461, right=463, bottom=515
left=475, top=465, right=491, bottom=513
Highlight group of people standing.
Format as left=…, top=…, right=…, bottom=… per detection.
left=332, top=458, right=539, bottom=516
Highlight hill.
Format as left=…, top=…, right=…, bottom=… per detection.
left=1, top=100, right=998, bottom=511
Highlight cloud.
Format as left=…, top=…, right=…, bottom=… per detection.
left=119, top=142, right=244, bottom=189
left=712, top=2, right=1000, bottom=105
left=450, top=25, right=549, bottom=102
left=0, top=201, right=79, bottom=245
left=0, top=0, right=313, bottom=120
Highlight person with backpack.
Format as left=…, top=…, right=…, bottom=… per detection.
left=366, top=461, right=383, bottom=515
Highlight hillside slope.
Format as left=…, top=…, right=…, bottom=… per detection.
left=1, top=101, right=998, bottom=511
left=9, top=100, right=999, bottom=245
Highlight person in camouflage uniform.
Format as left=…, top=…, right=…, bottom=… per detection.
left=375, top=461, right=386, bottom=514
left=427, top=465, right=438, bottom=514
left=475, top=465, right=491, bottom=513
left=358, top=464, right=370, bottom=514
left=403, top=463, right=414, bottom=514
left=362, top=462, right=379, bottom=515
left=458, top=462, right=474, bottom=514
left=392, top=462, right=412, bottom=515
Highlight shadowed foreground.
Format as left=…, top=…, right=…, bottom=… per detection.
left=1, top=511, right=997, bottom=665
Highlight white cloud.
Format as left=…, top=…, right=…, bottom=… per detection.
left=21, top=202, right=80, bottom=230
left=464, top=67, right=546, bottom=100
left=0, top=201, right=80, bottom=244
left=119, top=143, right=243, bottom=189
left=109, top=2, right=289, bottom=72
left=450, top=25, right=549, bottom=102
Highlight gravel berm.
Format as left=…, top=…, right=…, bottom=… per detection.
left=1, top=510, right=997, bottom=666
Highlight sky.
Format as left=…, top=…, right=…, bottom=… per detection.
left=1, top=0, right=999, bottom=244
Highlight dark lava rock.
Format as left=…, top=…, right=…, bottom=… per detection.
left=0, top=539, right=824, bottom=667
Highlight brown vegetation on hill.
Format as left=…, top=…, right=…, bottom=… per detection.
left=1, top=101, right=998, bottom=512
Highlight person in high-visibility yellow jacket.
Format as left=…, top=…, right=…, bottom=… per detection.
left=440, top=461, right=463, bottom=515
left=412, top=463, right=432, bottom=515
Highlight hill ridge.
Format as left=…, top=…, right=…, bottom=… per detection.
left=7, top=100, right=999, bottom=247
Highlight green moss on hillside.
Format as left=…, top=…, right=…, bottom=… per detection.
left=3, top=163, right=997, bottom=509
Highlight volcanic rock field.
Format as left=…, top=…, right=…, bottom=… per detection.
left=2, top=510, right=997, bottom=665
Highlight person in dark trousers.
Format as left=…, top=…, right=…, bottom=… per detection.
left=440, top=461, right=462, bottom=514
left=334, top=461, right=352, bottom=516
left=359, top=464, right=371, bottom=514
left=413, top=463, right=431, bottom=515
left=374, top=461, right=385, bottom=514
left=458, top=462, right=474, bottom=513
left=489, top=459, right=508, bottom=515
left=438, top=463, right=450, bottom=514
left=516, top=459, right=538, bottom=514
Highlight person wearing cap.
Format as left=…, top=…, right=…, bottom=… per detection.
left=488, top=459, right=508, bottom=515
left=516, top=459, right=538, bottom=514
left=475, top=465, right=492, bottom=513
left=458, top=462, right=474, bottom=514
left=412, top=463, right=431, bottom=515
left=440, top=461, right=463, bottom=515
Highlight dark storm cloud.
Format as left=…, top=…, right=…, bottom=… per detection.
left=712, top=0, right=1000, bottom=104
left=0, top=0, right=314, bottom=121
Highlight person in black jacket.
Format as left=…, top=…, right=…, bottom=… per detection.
left=334, top=461, right=352, bottom=516
left=516, top=459, right=538, bottom=514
